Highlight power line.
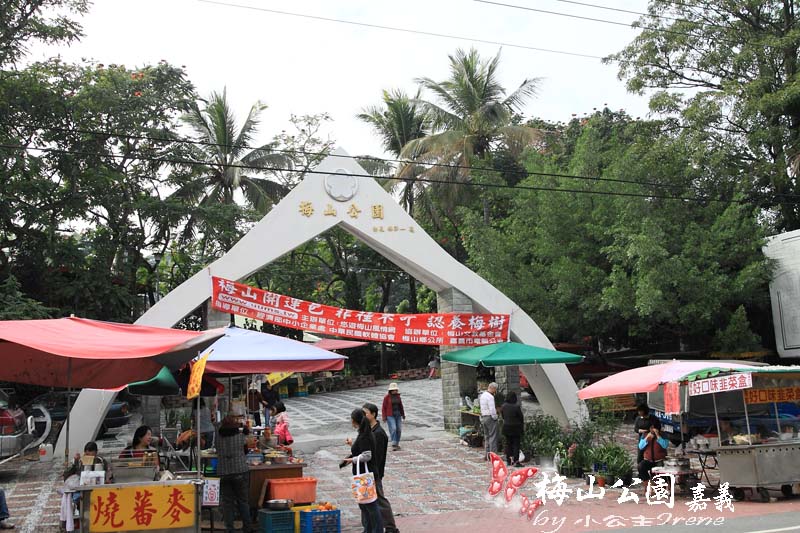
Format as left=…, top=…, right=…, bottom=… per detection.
left=195, top=0, right=606, bottom=61
left=473, top=0, right=730, bottom=42
left=46, top=126, right=713, bottom=196
left=548, top=0, right=724, bottom=28
left=1, top=142, right=793, bottom=205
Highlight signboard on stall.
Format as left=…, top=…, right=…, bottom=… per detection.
left=744, top=386, right=800, bottom=404
left=202, top=478, right=220, bottom=507
left=89, top=484, right=195, bottom=531
left=688, top=373, right=753, bottom=397
left=211, top=276, right=510, bottom=346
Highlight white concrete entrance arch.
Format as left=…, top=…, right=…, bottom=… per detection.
left=58, top=149, right=584, bottom=456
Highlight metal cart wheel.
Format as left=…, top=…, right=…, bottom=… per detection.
left=731, top=487, right=746, bottom=501
left=781, top=484, right=793, bottom=498
left=757, top=487, right=770, bottom=503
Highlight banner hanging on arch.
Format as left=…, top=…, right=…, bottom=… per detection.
left=211, top=276, right=510, bottom=347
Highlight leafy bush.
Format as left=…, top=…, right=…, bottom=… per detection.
left=522, top=414, right=565, bottom=457
left=590, top=443, right=633, bottom=479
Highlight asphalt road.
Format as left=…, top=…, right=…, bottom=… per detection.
left=600, top=511, right=800, bottom=533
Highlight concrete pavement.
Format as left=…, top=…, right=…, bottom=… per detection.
left=2, top=378, right=799, bottom=533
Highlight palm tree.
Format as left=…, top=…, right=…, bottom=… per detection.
left=402, top=48, right=542, bottom=215
left=357, top=89, right=429, bottom=214
left=173, top=88, right=291, bottom=247
left=358, top=89, right=430, bottom=312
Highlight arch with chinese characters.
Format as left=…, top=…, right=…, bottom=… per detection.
left=57, top=149, right=584, bottom=456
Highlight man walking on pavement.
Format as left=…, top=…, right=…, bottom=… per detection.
left=363, top=402, right=399, bottom=533
left=480, top=382, right=499, bottom=460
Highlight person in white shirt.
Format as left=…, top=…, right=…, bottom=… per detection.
left=479, top=382, right=499, bottom=459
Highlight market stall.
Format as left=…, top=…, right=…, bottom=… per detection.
left=178, top=326, right=345, bottom=512
left=443, top=342, right=583, bottom=446
left=0, top=317, right=229, bottom=533
left=578, top=362, right=800, bottom=501
left=700, top=367, right=800, bottom=501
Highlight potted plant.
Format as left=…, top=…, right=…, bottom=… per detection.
left=559, top=443, right=584, bottom=478
left=522, top=414, right=564, bottom=467
left=590, top=443, right=633, bottom=487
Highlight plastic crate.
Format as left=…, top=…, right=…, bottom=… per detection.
left=300, top=509, right=341, bottom=533
left=291, top=504, right=317, bottom=532
left=258, top=509, right=294, bottom=533
left=268, top=477, right=317, bottom=504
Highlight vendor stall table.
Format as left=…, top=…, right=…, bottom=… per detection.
left=248, top=463, right=305, bottom=508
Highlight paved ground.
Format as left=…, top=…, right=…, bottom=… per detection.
left=2, top=378, right=799, bottom=533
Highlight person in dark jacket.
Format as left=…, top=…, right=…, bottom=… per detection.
left=260, top=381, right=280, bottom=428
left=634, top=404, right=661, bottom=463
left=217, top=414, right=251, bottom=533
left=363, top=402, right=398, bottom=533
left=501, top=392, right=525, bottom=466
left=343, top=409, right=383, bottom=533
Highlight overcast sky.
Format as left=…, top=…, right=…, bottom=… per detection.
left=31, top=0, right=653, bottom=158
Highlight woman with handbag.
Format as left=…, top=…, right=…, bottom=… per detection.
left=343, top=409, right=384, bottom=533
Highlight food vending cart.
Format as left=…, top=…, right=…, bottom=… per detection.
left=688, top=367, right=800, bottom=501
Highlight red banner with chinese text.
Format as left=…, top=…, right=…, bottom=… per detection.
left=211, top=277, right=510, bottom=346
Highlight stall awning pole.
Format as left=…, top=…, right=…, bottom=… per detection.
left=712, top=393, right=722, bottom=444
left=774, top=402, right=781, bottom=434
left=65, top=358, right=72, bottom=466
left=196, top=396, right=201, bottom=480
left=743, top=390, right=752, bottom=438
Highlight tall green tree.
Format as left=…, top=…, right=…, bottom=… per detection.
left=358, top=88, right=430, bottom=312
left=609, top=0, right=800, bottom=230
left=403, top=48, right=542, bottom=240
left=0, top=0, right=88, bottom=66
left=463, top=110, right=772, bottom=353
left=1, top=59, right=196, bottom=320
left=173, top=89, right=291, bottom=249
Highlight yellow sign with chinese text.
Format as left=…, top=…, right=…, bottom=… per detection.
left=744, top=386, right=800, bottom=404
left=186, top=349, right=212, bottom=400
left=89, top=484, right=195, bottom=532
left=267, top=372, right=294, bottom=386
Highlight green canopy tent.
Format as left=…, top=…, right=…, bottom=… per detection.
left=441, top=341, right=584, bottom=367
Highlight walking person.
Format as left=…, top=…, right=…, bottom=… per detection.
left=362, top=403, right=399, bottom=533
left=501, top=392, right=524, bottom=466
left=342, top=409, right=383, bottom=533
left=381, top=383, right=405, bottom=450
left=427, top=355, right=440, bottom=379
left=480, top=382, right=499, bottom=459
left=0, top=489, right=14, bottom=529
left=217, top=414, right=252, bottom=533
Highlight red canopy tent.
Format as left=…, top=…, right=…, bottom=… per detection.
left=0, top=317, right=224, bottom=388
left=313, top=338, right=368, bottom=351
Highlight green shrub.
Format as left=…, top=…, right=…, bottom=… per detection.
left=522, top=414, right=565, bottom=457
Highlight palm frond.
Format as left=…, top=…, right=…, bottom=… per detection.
left=235, top=100, right=268, bottom=150
left=240, top=176, right=289, bottom=213
left=503, top=77, right=542, bottom=113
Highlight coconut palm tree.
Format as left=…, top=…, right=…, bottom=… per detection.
left=357, top=89, right=429, bottom=214
left=402, top=47, right=542, bottom=222
left=358, top=89, right=430, bottom=312
left=172, top=88, right=291, bottom=246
